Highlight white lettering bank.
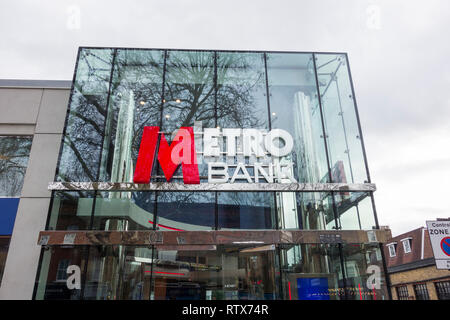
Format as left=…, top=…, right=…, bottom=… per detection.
left=133, top=125, right=296, bottom=185
left=203, top=128, right=296, bottom=183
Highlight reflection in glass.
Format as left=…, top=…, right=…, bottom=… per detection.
left=280, top=243, right=389, bottom=300
left=278, top=192, right=335, bottom=230
left=160, top=51, right=215, bottom=180
left=339, top=244, right=389, bottom=300
left=335, top=192, right=376, bottom=230
left=280, top=244, right=343, bottom=300
left=218, top=192, right=275, bottom=230
left=92, top=191, right=156, bottom=231
left=162, top=51, right=215, bottom=131
left=37, top=49, right=385, bottom=300
left=98, top=49, right=165, bottom=182
left=266, top=54, right=331, bottom=230
left=0, top=136, right=32, bottom=287
left=34, top=243, right=389, bottom=300
left=35, top=246, right=88, bottom=300
left=47, top=191, right=95, bottom=230
left=57, top=48, right=114, bottom=182
left=0, top=136, right=32, bottom=197
left=156, top=192, right=215, bottom=231
left=316, top=54, right=368, bottom=184
left=35, top=245, right=279, bottom=300
left=83, top=246, right=153, bottom=300
left=267, top=53, right=328, bottom=183
left=152, top=245, right=278, bottom=300
left=216, top=52, right=268, bottom=129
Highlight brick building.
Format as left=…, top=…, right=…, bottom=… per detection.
left=384, top=227, right=450, bottom=300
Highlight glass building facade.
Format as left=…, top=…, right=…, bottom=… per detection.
left=33, top=48, right=389, bottom=300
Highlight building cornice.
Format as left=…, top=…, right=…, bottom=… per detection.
left=0, top=79, right=71, bottom=89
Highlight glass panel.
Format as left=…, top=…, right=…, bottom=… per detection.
left=155, top=192, right=215, bottom=231
left=159, top=50, right=215, bottom=180
left=340, top=244, right=389, bottom=300
left=97, top=49, right=165, bottom=182
left=83, top=246, right=152, bottom=300
left=267, top=53, right=328, bottom=183
left=216, top=52, right=268, bottom=129
left=47, top=191, right=95, bottom=230
left=218, top=192, right=275, bottom=230
left=151, top=245, right=278, bottom=300
left=35, top=245, right=153, bottom=300
left=335, top=192, right=376, bottom=230
left=92, top=191, right=156, bottom=231
left=316, top=54, right=368, bottom=184
left=280, top=244, right=343, bottom=300
left=0, top=136, right=32, bottom=196
left=267, top=54, right=332, bottom=230
left=57, top=48, right=114, bottom=182
left=278, top=192, right=335, bottom=230
left=402, top=239, right=411, bottom=253
left=162, top=50, right=215, bottom=131
left=34, top=246, right=88, bottom=300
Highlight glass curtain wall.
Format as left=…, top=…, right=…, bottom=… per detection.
left=280, top=243, right=388, bottom=300
left=34, top=48, right=383, bottom=300
left=35, top=243, right=388, bottom=300
left=315, top=54, right=376, bottom=230
left=35, top=244, right=279, bottom=300
left=266, top=53, right=332, bottom=230
left=51, top=48, right=377, bottom=232
left=0, top=136, right=32, bottom=286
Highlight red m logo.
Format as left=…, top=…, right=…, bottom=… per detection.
left=133, top=126, right=200, bottom=184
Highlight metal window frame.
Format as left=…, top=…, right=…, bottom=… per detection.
left=413, top=283, right=430, bottom=300
left=396, top=285, right=409, bottom=300
left=401, top=238, right=412, bottom=254
left=435, top=281, right=450, bottom=300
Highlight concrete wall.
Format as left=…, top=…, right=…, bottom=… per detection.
left=0, top=86, right=70, bottom=299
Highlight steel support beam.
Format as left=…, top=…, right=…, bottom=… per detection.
left=37, top=229, right=391, bottom=246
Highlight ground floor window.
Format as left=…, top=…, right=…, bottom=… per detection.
left=396, top=285, right=409, bottom=300
left=435, top=281, right=450, bottom=300
left=33, top=243, right=389, bottom=300
left=413, top=283, right=429, bottom=300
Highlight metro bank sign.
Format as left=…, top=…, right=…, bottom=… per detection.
left=133, top=125, right=295, bottom=185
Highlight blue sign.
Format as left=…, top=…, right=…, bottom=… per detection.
left=441, top=237, right=450, bottom=257
left=297, top=277, right=330, bottom=300
left=0, top=198, right=20, bottom=235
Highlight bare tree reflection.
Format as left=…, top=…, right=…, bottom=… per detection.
left=0, top=137, right=32, bottom=196
left=57, top=49, right=271, bottom=227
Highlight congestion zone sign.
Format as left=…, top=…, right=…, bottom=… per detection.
left=426, top=221, right=450, bottom=269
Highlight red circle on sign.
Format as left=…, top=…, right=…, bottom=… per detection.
left=440, top=237, right=450, bottom=257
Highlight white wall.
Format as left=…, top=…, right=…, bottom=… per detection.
left=0, top=87, right=70, bottom=299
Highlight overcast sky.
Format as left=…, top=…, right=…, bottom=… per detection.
left=1, top=0, right=449, bottom=236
